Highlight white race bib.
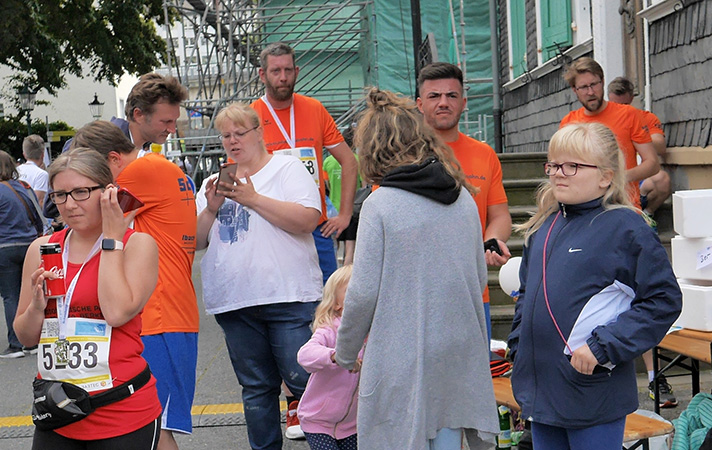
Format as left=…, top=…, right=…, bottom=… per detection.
left=38, top=317, right=113, bottom=392
left=274, top=147, right=320, bottom=187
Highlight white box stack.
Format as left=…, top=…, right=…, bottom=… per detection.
left=675, top=281, right=712, bottom=331
left=672, top=189, right=712, bottom=331
left=671, top=237, right=712, bottom=281
left=673, top=189, right=712, bottom=238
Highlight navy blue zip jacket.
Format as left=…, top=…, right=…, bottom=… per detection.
left=508, top=198, right=681, bottom=428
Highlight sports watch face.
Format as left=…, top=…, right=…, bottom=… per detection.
left=101, top=239, right=123, bottom=251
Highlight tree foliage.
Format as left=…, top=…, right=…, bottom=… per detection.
left=0, top=114, right=72, bottom=161
left=0, top=0, right=171, bottom=96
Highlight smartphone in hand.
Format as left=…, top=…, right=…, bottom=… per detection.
left=117, top=187, right=145, bottom=213
left=217, top=162, right=238, bottom=193
left=483, top=238, right=503, bottom=255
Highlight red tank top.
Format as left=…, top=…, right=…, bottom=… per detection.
left=42, top=228, right=162, bottom=440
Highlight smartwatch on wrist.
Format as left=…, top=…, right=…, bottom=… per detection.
left=101, top=239, right=124, bottom=251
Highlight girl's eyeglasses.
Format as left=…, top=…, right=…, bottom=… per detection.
left=544, top=162, right=598, bottom=176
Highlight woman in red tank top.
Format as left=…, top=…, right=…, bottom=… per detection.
left=15, top=148, right=162, bottom=449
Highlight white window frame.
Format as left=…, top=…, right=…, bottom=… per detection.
left=505, top=0, right=593, bottom=90
left=638, top=0, right=684, bottom=22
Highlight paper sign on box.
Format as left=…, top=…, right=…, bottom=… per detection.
left=672, top=236, right=712, bottom=282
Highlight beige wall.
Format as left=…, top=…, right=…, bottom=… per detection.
left=664, top=147, right=712, bottom=191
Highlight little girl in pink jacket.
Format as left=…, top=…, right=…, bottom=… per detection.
left=297, top=265, right=363, bottom=449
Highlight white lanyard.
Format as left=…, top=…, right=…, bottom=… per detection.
left=57, top=231, right=103, bottom=340
left=261, top=95, right=296, bottom=149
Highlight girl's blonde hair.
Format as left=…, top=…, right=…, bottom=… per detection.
left=354, top=88, right=478, bottom=196
left=312, top=265, right=354, bottom=331
left=516, top=122, right=638, bottom=243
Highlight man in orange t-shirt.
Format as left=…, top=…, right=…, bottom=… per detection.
left=560, top=58, right=659, bottom=209
left=417, top=62, right=512, bottom=343
left=251, top=42, right=357, bottom=286
left=608, top=76, right=671, bottom=217
left=72, top=73, right=199, bottom=450
left=250, top=42, right=358, bottom=444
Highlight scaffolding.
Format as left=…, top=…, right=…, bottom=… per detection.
left=160, top=0, right=371, bottom=184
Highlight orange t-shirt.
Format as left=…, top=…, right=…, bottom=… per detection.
left=447, top=133, right=508, bottom=305
left=251, top=94, right=344, bottom=224
left=641, top=110, right=664, bottom=136
left=560, top=101, right=652, bottom=207
left=116, top=153, right=199, bottom=335
left=447, top=133, right=508, bottom=231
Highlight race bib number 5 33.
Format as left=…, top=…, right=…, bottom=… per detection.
left=38, top=318, right=113, bottom=392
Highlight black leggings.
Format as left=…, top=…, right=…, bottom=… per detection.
left=31, top=416, right=160, bottom=450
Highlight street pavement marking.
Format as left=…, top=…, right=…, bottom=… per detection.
left=0, top=416, right=33, bottom=428
left=0, top=401, right=289, bottom=429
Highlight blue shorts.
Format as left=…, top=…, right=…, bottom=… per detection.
left=313, top=225, right=338, bottom=284
left=142, top=333, right=198, bottom=434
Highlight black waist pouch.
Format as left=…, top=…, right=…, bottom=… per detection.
left=32, top=364, right=151, bottom=431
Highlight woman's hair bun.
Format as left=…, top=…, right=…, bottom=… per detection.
left=367, top=88, right=392, bottom=110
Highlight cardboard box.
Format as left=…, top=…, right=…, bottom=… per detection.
left=672, top=236, right=712, bottom=282
left=673, top=189, right=712, bottom=238
left=675, top=280, right=712, bottom=331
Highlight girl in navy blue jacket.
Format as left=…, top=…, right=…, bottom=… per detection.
left=508, top=122, right=681, bottom=450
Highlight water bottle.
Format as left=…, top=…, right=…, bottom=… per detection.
left=495, top=405, right=512, bottom=449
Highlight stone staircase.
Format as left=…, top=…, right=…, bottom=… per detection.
left=489, top=153, right=675, bottom=341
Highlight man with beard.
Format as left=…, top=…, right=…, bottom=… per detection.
left=250, top=42, right=357, bottom=441
left=560, top=57, right=658, bottom=208
left=416, top=62, right=511, bottom=344
left=251, top=42, right=357, bottom=284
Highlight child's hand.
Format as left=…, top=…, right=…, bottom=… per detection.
left=570, top=344, right=599, bottom=375
left=350, top=358, right=363, bottom=373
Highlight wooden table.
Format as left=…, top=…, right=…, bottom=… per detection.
left=653, top=328, right=712, bottom=414
left=492, top=377, right=674, bottom=450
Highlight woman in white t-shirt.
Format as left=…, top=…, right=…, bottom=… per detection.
left=195, top=102, right=322, bottom=450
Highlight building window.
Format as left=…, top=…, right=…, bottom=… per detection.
left=509, top=0, right=527, bottom=78
left=540, top=0, right=573, bottom=60
left=506, top=0, right=590, bottom=84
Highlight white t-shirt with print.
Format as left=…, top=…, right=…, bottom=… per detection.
left=17, top=161, right=49, bottom=193
left=196, top=154, right=323, bottom=314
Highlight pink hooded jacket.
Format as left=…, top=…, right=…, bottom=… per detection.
left=297, top=317, right=362, bottom=439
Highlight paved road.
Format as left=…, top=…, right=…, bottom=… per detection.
left=0, top=249, right=310, bottom=449
left=2, top=248, right=711, bottom=448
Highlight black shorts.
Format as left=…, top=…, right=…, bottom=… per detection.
left=32, top=416, right=160, bottom=450
left=337, top=215, right=358, bottom=241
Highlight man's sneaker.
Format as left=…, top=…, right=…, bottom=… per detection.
left=0, top=347, right=25, bottom=359
left=648, top=375, right=678, bottom=408
left=23, top=345, right=38, bottom=355
left=285, top=400, right=305, bottom=440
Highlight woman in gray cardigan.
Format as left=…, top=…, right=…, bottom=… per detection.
left=334, top=88, right=498, bottom=450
